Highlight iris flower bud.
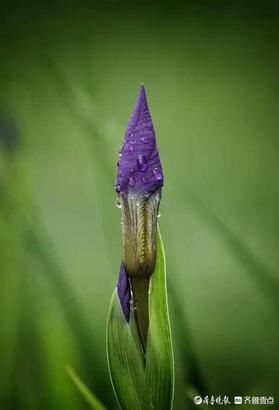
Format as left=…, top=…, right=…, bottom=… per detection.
left=116, top=85, right=163, bottom=278
left=115, top=85, right=164, bottom=348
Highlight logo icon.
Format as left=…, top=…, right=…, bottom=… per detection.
left=234, top=396, right=243, bottom=405
left=194, top=396, right=203, bottom=405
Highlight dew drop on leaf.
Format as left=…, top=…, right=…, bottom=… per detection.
left=115, top=197, right=122, bottom=208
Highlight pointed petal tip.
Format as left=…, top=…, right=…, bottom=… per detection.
left=136, top=83, right=148, bottom=108
left=133, top=85, right=149, bottom=124
left=139, top=83, right=145, bottom=94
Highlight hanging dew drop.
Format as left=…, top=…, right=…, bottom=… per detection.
left=130, top=298, right=138, bottom=311
left=155, top=192, right=161, bottom=201
left=153, top=167, right=163, bottom=181
left=148, top=280, right=152, bottom=294
left=115, top=197, right=122, bottom=208
left=115, top=184, right=121, bottom=194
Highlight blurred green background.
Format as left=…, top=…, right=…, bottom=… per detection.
left=0, top=1, right=279, bottom=409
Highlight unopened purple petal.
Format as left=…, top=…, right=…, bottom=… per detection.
left=116, top=85, right=164, bottom=196
left=117, top=262, right=131, bottom=321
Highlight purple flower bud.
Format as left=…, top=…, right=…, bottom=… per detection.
left=115, top=84, right=164, bottom=196
left=117, top=261, right=131, bottom=321
left=115, top=85, right=163, bottom=279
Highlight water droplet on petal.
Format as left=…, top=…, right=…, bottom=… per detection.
left=131, top=300, right=138, bottom=311
left=153, top=167, right=163, bottom=181
left=155, top=192, right=161, bottom=201
left=130, top=139, right=137, bottom=144
left=140, top=136, right=149, bottom=144
left=137, top=154, right=148, bottom=172
left=157, top=211, right=161, bottom=218
left=115, top=184, right=122, bottom=193
left=141, top=177, right=148, bottom=184
left=115, top=197, right=122, bottom=208
left=130, top=167, right=135, bottom=174
left=129, top=176, right=135, bottom=187
left=126, top=145, right=134, bottom=154
left=124, top=143, right=134, bottom=154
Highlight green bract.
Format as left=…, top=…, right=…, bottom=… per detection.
left=107, top=229, right=174, bottom=410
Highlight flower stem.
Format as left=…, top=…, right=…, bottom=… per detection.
left=130, top=277, right=150, bottom=352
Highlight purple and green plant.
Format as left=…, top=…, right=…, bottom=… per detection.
left=107, top=85, right=174, bottom=410
left=67, top=85, right=174, bottom=410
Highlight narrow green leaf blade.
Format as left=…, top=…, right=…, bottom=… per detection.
left=66, top=366, right=106, bottom=410
left=142, top=228, right=174, bottom=410
left=106, top=290, right=145, bottom=410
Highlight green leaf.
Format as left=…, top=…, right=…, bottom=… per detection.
left=142, top=228, right=174, bottom=410
left=66, top=366, right=106, bottom=410
left=106, top=291, right=145, bottom=410
left=106, top=228, right=174, bottom=410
